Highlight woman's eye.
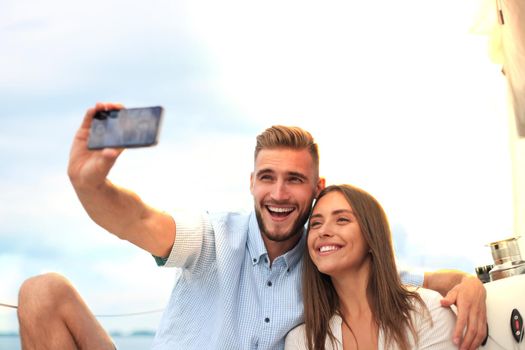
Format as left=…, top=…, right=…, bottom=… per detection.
left=337, top=217, right=350, bottom=223
left=309, top=221, right=321, bottom=228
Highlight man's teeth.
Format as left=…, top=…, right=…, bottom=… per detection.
left=319, top=245, right=339, bottom=253
left=268, top=206, right=294, bottom=213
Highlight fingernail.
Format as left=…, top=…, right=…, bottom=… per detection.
left=453, top=337, right=459, bottom=345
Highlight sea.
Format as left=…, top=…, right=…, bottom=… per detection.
left=0, top=335, right=154, bottom=349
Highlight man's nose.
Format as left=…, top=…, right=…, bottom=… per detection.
left=270, top=180, right=290, bottom=201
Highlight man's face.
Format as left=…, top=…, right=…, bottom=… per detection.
left=250, top=148, right=322, bottom=244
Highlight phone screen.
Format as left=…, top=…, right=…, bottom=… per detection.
left=87, top=106, right=163, bottom=149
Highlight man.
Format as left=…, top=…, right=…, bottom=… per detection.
left=18, top=103, right=487, bottom=349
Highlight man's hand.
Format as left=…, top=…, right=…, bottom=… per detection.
left=68, top=102, right=125, bottom=190
left=440, top=275, right=487, bottom=350
left=66, top=102, right=176, bottom=257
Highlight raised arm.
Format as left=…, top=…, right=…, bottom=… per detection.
left=68, top=103, right=175, bottom=258
left=424, top=269, right=487, bottom=350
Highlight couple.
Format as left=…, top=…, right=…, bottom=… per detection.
left=17, top=103, right=487, bottom=349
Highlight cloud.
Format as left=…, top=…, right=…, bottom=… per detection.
left=0, top=0, right=222, bottom=132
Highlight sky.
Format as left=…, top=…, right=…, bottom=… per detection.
left=0, top=0, right=517, bottom=334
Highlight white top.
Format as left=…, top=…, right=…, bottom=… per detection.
left=284, top=287, right=458, bottom=350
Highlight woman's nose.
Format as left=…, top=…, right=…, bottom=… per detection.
left=318, top=225, right=333, bottom=237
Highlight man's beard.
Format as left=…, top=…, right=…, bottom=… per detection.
left=254, top=205, right=311, bottom=243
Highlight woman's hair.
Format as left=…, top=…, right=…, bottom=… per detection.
left=301, top=184, right=428, bottom=350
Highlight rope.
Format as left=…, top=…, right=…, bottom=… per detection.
left=0, top=302, right=164, bottom=317
left=94, top=309, right=165, bottom=318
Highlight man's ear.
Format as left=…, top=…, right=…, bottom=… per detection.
left=250, top=172, right=255, bottom=195
left=316, top=177, right=326, bottom=195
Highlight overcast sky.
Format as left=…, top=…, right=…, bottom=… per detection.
left=0, top=0, right=515, bottom=334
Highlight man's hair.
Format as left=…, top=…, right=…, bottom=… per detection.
left=254, top=125, right=319, bottom=175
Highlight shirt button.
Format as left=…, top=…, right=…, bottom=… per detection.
left=267, top=281, right=272, bottom=287
left=253, top=258, right=257, bottom=263
left=264, top=317, right=270, bottom=323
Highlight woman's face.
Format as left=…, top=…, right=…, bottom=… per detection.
left=307, top=191, right=370, bottom=277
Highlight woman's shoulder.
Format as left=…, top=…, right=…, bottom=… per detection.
left=407, top=286, right=446, bottom=310
left=406, top=287, right=458, bottom=349
left=284, top=323, right=308, bottom=350
left=406, top=286, right=457, bottom=330
left=287, top=323, right=307, bottom=339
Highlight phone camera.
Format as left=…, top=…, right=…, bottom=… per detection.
left=94, top=111, right=110, bottom=120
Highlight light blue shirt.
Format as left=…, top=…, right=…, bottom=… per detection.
left=151, top=210, right=423, bottom=350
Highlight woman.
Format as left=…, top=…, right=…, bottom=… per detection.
left=285, top=185, right=457, bottom=350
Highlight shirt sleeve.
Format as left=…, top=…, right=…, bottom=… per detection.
left=399, top=268, right=425, bottom=287
left=153, top=210, right=210, bottom=269
left=396, top=258, right=425, bottom=287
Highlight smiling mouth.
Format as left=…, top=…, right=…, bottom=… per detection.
left=266, top=205, right=295, bottom=218
left=318, top=245, right=341, bottom=253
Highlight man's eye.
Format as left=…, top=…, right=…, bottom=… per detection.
left=259, top=175, right=273, bottom=181
left=289, top=177, right=304, bottom=184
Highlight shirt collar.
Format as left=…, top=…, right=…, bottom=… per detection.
left=247, top=211, right=306, bottom=270
left=283, top=230, right=306, bottom=270
left=247, top=212, right=267, bottom=265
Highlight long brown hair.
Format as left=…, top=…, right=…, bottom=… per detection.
left=302, top=184, right=428, bottom=350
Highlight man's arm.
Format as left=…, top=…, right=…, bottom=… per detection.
left=424, top=270, right=487, bottom=350
left=68, top=103, right=175, bottom=258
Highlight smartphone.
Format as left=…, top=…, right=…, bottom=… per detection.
left=87, top=106, right=164, bottom=149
